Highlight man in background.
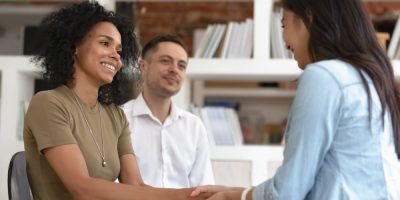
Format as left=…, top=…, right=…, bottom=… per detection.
left=123, top=34, right=214, bottom=188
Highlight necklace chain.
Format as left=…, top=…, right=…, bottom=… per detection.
left=71, top=90, right=107, bottom=167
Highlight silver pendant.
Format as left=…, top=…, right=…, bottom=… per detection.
left=102, top=160, right=107, bottom=167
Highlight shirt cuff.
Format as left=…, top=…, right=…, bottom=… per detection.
left=253, top=180, right=275, bottom=200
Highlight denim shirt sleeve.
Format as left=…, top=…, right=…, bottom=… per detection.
left=253, top=64, right=343, bottom=200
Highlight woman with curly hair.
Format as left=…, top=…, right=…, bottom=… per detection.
left=23, top=2, right=208, bottom=200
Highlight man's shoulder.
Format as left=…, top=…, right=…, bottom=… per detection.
left=121, top=98, right=137, bottom=112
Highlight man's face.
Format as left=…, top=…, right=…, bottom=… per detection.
left=141, top=41, right=188, bottom=98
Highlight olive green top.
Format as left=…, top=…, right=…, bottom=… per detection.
left=24, top=85, right=134, bottom=200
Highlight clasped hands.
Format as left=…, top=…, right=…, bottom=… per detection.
left=189, top=185, right=244, bottom=200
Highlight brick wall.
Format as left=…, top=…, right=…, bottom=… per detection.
left=134, top=2, right=253, bottom=56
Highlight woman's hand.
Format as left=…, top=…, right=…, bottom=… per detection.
left=206, top=190, right=243, bottom=200
left=190, top=185, right=232, bottom=197
left=206, top=192, right=228, bottom=200
left=188, top=190, right=215, bottom=200
left=190, top=185, right=244, bottom=197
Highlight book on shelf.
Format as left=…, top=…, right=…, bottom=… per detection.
left=225, top=108, right=244, bottom=145
left=203, top=24, right=226, bottom=58
left=193, top=18, right=254, bottom=58
left=190, top=100, right=287, bottom=145
left=198, top=108, right=216, bottom=146
left=189, top=104, right=216, bottom=145
left=239, top=111, right=264, bottom=144
left=194, top=25, right=215, bottom=58
left=270, top=9, right=292, bottom=59
left=17, top=100, right=30, bottom=141
left=387, top=16, right=400, bottom=59
left=204, top=99, right=240, bottom=111
left=204, top=107, right=237, bottom=145
left=190, top=104, right=243, bottom=146
left=219, top=21, right=235, bottom=58
left=193, top=29, right=205, bottom=54
left=227, top=22, right=242, bottom=58
left=242, top=18, right=254, bottom=58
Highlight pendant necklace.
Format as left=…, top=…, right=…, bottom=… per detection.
left=71, top=90, right=107, bottom=167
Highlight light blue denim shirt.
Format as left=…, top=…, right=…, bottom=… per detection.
left=253, top=60, right=400, bottom=200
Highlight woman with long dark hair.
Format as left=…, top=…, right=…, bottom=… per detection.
left=191, top=0, right=400, bottom=199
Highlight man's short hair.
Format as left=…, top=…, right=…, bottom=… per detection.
left=141, top=34, right=187, bottom=59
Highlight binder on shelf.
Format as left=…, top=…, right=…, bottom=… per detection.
left=16, top=100, right=30, bottom=141
left=225, top=108, right=244, bottom=145
left=203, top=24, right=226, bottom=58
left=194, top=25, right=215, bottom=58
left=189, top=104, right=216, bottom=146
left=197, top=105, right=243, bottom=146
left=387, top=16, right=400, bottom=59
left=227, top=22, right=242, bottom=58
left=241, top=18, right=254, bottom=58
left=193, top=19, right=254, bottom=59
left=206, top=107, right=235, bottom=145
left=219, top=22, right=235, bottom=58
left=270, top=9, right=292, bottom=59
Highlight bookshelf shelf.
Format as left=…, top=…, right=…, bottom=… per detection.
left=188, top=58, right=400, bottom=81
left=187, top=58, right=301, bottom=81
left=204, top=88, right=296, bottom=98
left=211, top=145, right=283, bottom=186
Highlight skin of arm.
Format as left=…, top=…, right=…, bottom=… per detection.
left=209, top=190, right=251, bottom=200
left=44, top=144, right=210, bottom=200
left=118, top=154, right=145, bottom=186
left=191, top=186, right=252, bottom=200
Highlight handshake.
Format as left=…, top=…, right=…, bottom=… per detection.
left=189, top=185, right=252, bottom=200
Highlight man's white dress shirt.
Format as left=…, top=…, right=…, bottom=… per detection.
left=122, top=94, right=214, bottom=188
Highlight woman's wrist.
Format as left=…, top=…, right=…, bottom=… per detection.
left=241, top=187, right=252, bottom=200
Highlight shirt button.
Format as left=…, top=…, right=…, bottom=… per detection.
left=268, top=193, right=273, bottom=199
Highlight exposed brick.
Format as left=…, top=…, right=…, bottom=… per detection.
left=135, top=2, right=253, bottom=56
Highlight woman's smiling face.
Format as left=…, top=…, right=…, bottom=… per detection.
left=282, top=9, right=312, bottom=69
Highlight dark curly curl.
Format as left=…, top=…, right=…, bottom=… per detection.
left=34, top=1, right=139, bottom=105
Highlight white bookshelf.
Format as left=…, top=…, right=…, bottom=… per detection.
left=210, top=145, right=283, bottom=187
left=0, top=56, right=39, bottom=199
left=203, top=88, right=296, bottom=98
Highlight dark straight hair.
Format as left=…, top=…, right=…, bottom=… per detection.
left=282, top=0, right=400, bottom=158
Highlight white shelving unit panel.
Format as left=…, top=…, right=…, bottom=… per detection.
left=211, top=145, right=283, bottom=186
left=0, top=56, right=39, bottom=200
left=204, top=88, right=296, bottom=98
left=187, top=58, right=302, bottom=81
left=390, top=60, right=400, bottom=81
left=189, top=58, right=400, bottom=81
left=183, top=58, right=400, bottom=109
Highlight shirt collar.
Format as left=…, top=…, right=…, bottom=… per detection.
left=132, top=93, right=184, bottom=121
left=131, top=93, right=152, bottom=117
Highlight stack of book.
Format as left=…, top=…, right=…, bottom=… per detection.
left=270, top=9, right=292, bottom=59
left=190, top=105, right=243, bottom=146
left=193, top=18, right=254, bottom=58
left=387, top=16, right=400, bottom=59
